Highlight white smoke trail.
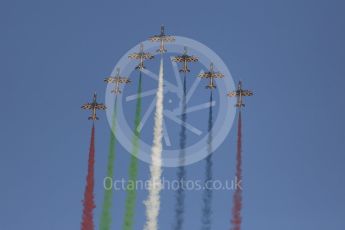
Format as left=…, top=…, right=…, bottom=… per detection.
left=144, top=57, right=164, bottom=230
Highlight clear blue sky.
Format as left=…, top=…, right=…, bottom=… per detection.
left=1, top=0, right=345, bottom=229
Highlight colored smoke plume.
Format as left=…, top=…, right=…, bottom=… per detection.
left=81, top=124, right=96, bottom=230
left=123, top=72, right=143, bottom=230
left=99, top=97, right=118, bottom=230
left=201, top=92, right=214, bottom=230
left=174, top=73, right=187, bottom=230
left=144, top=58, right=164, bottom=230
left=231, top=111, right=243, bottom=230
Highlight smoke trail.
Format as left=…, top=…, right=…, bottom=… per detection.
left=173, top=73, right=187, bottom=230
left=201, top=92, right=213, bottom=230
left=123, top=72, right=143, bottom=230
left=99, top=97, right=118, bottom=230
left=144, top=57, right=164, bottom=230
left=230, top=111, right=242, bottom=230
left=81, top=124, right=96, bottom=230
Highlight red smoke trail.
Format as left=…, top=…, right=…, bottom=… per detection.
left=231, top=111, right=242, bottom=230
left=81, top=124, right=96, bottom=230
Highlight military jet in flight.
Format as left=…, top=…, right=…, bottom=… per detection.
left=148, top=25, right=175, bottom=53
left=172, top=47, right=198, bottom=72
left=104, top=68, right=131, bottom=94
left=81, top=92, right=106, bottom=120
left=198, top=63, right=224, bottom=89
left=227, top=81, right=253, bottom=108
left=128, top=43, right=154, bottom=70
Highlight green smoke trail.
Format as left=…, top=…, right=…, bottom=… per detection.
left=123, top=72, right=142, bottom=230
left=99, top=96, right=118, bottom=230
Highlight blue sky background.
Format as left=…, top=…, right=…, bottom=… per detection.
left=1, top=0, right=345, bottom=229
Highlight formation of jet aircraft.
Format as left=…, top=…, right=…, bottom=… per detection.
left=82, top=26, right=253, bottom=120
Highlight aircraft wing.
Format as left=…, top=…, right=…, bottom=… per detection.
left=198, top=72, right=211, bottom=78
left=149, top=35, right=175, bottom=42
left=95, top=104, right=106, bottom=110
left=227, top=92, right=238, bottom=97
left=120, top=78, right=131, bottom=83
left=185, top=56, right=198, bottom=62
left=161, top=36, right=175, bottom=42
left=104, top=77, right=115, bottom=83
left=174, top=56, right=198, bottom=62
left=142, top=53, right=154, bottom=59
left=242, top=90, right=253, bottom=96
left=213, top=73, right=224, bottom=78
left=149, top=36, right=161, bottom=42
left=81, top=103, right=93, bottom=109
left=128, top=53, right=139, bottom=59
left=172, top=56, right=184, bottom=62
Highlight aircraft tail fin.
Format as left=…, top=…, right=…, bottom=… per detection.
left=135, top=64, right=145, bottom=70
left=235, top=103, right=245, bottom=108
left=111, top=88, right=121, bottom=94
left=206, top=84, right=216, bottom=90
left=156, top=48, right=167, bottom=53
left=179, top=68, right=190, bottom=73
